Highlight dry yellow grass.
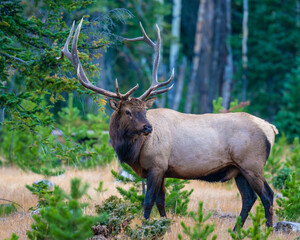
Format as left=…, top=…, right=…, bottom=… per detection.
left=0, top=164, right=298, bottom=240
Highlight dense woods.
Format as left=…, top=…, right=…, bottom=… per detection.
left=1, top=0, right=299, bottom=136
left=0, top=0, right=299, bottom=239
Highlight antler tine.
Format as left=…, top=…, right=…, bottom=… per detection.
left=124, top=22, right=155, bottom=48
left=59, top=19, right=138, bottom=100
left=57, top=21, right=75, bottom=60
left=124, top=22, right=175, bottom=100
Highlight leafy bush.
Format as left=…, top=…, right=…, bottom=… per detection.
left=178, top=201, right=217, bottom=240
left=94, top=196, right=172, bottom=240
left=126, top=218, right=173, bottom=240
left=27, top=178, right=101, bottom=240
left=95, top=196, right=138, bottom=236
left=272, top=166, right=292, bottom=190
left=276, top=171, right=300, bottom=222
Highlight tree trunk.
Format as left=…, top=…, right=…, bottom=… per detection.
left=185, top=0, right=228, bottom=114
left=172, top=57, right=187, bottom=110
left=242, top=0, right=248, bottom=101
left=221, top=0, right=233, bottom=109
left=168, top=0, right=182, bottom=108
left=184, top=0, right=207, bottom=113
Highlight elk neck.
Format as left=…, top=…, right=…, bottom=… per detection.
left=109, top=113, right=149, bottom=166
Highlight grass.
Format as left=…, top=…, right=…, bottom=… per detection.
left=0, top=163, right=298, bottom=240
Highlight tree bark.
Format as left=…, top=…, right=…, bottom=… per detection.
left=242, top=0, right=248, bottom=101
left=221, top=0, right=233, bottom=109
left=168, top=0, right=182, bottom=107
left=185, top=0, right=207, bottom=113
left=172, top=57, right=187, bottom=110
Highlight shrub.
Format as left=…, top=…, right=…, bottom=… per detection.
left=94, top=196, right=172, bottom=240
left=246, top=204, right=272, bottom=240
left=165, top=178, right=193, bottom=216
left=95, top=196, right=138, bottom=236
left=272, top=166, right=292, bottom=190
left=27, top=178, right=101, bottom=240
left=26, top=180, right=53, bottom=210
left=126, top=218, right=173, bottom=240
left=276, top=171, right=300, bottom=222
left=4, top=233, right=19, bottom=240
left=178, top=201, right=217, bottom=240
left=229, top=204, right=272, bottom=240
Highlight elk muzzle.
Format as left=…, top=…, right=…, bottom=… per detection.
left=143, top=124, right=153, bottom=135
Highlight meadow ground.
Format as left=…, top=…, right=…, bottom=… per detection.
left=0, top=164, right=298, bottom=240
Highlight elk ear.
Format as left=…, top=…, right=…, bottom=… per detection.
left=145, top=97, right=157, bottom=109
left=109, top=99, right=120, bottom=110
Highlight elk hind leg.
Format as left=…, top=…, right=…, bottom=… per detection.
left=234, top=174, right=257, bottom=230
left=242, top=171, right=274, bottom=227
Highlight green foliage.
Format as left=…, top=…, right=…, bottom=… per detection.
left=112, top=163, right=145, bottom=211
left=126, top=218, right=173, bottom=240
left=247, top=204, right=272, bottom=240
left=165, top=178, right=193, bottom=216
left=4, top=233, right=19, bottom=240
left=285, top=137, right=300, bottom=179
left=276, top=171, right=300, bottom=222
left=26, top=181, right=53, bottom=210
left=228, top=204, right=272, bottom=240
left=228, top=216, right=248, bottom=240
left=272, top=166, right=292, bottom=190
left=0, top=92, right=114, bottom=174
left=213, top=97, right=248, bottom=113
left=27, top=178, right=100, bottom=240
left=264, top=134, right=287, bottom=182
left=95, top=196, right=138, bottom=236
left=112, top=163, right=193, bottom=216
left=276, top=57, right=300, bottom=142
left=0, top=203, right=17, bottom=217
left=232, top=0, right=300, bottom=120
left=94, top=180, right=107, bottom=194
left=213, top=97, right=224, bottom=113
left=178, top=201, right=217, bottom=240
left=94, top=196, right=172, bottom=239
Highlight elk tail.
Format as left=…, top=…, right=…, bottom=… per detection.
left=270, top=124, right=279, bottom=135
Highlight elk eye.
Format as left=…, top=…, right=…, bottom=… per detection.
left=125, top=110, right=131, bottom=116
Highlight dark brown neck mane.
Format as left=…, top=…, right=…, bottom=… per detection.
left=109, top=114, right=146, bottom=166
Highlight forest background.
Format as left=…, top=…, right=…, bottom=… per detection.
left=0, top=0, right=300, bottom=239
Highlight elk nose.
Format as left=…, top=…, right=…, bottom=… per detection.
left=143, top=125, right=152, bottom=134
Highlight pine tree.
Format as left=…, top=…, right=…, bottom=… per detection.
left=27, top=178, right=101, bottom=240
left=178, top=201, right=217, bottom=240
left=276, top=58, right=300, bottom=142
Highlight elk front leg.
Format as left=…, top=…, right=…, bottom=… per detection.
left=155, top=178, right=166, bottom=217
left=144, top=170, right=164, bottom=219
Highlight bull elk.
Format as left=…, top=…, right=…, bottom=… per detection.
left=58, top=19, right=278, bottom=228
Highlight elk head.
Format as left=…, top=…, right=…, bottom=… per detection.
left=58, top=19, right=174, bottom=137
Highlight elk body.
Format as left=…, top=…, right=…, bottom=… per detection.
left=59, top=19, right=278, bottom=229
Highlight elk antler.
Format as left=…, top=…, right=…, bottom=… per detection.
left=124, top=22, right=174, bottom=100
left=57, top=19, right=139, bottom=100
